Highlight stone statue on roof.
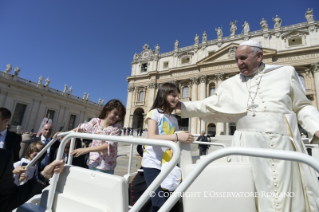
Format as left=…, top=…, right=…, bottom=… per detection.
left=13, top=67, right=20, bottom=76
left=174, top=40, right=179, bottom=50
left=260, top=18, right=269, bottom=30
left=215, top=27, right=223, bottom=39
left=45, top=77, right=50, bottom=86
left=4, top=64, right=12, bottom=73
left=230, top=20, right=238, bottom=36
left=243, top=21, right=250, bottom=34
left=68, top=86, right=73, bottom=94
left=38, top=76, right=43, bottom=85
left=202, top=31, right=207, bottom=43
left=155, top=44, right=160, bottom=54
left=194, top=34, right=200, bottom=45
left=272, top=15, right=282, bottom=29
left=305, top=8, right=314, bottom=22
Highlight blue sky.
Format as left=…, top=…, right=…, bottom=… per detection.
left=1, top=0, right=318, bottom=106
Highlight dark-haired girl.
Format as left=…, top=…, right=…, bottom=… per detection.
left=70, top=99, right=126, bottom=175
left=143, top=83, right=194, bottom=211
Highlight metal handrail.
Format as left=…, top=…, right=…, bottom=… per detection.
left=45, top=132, right=181, bottom=212
left=193, top=141, right=226, bottom=148
left=159, top=147, right=319, bottom=212
left=192, top=134, right=227, bottom=148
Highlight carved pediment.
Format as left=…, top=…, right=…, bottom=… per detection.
left=197, top=43, right=240, bottom=65
left=197, top=43, right=277, bottom=66
left=281, top=30, right=309, bottom=39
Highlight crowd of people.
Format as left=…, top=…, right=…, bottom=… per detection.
left=1, top=39, right=319, bottom=212
left=122, top=127, right=146, bottom=136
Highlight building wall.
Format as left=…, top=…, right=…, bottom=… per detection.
left=0, top=72, right=102, bottom=133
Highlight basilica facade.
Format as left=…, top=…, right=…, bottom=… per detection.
left=125, top=10, right=319, bottom=135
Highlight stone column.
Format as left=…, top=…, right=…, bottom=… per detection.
left=190, top=77, right=199, bottom=134
left=25, top=99, right=38, bottom=131
left=215, top=73, right=225, bottom=135
left=225, top=122, right=230, bottom=135
left=311, top=63, right=319, bottom=107
left=124, top=86, right=135, bottom=128
left=34, top=102, right=47, bottom=131
left=199, top=75, right=207, bottom=132
left=0, top=90, right=8, bottom=107
left=148, top=83, right=157, bottom=111
left=305, top=68, right=317, bottom=107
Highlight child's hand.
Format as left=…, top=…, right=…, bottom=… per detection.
left=70, top=148, right=88, bottom=157
left=177, top=131, right=194, bottom=143
left=52, top=132, right=62, bottom=139
left=13, top=166, right=28, bottom=175
left=19, top=173, right=28, bottom=182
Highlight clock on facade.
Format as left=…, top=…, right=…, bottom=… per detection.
left=142, top=51, right=150, bottom=58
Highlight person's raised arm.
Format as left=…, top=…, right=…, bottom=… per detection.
left=147, top=119, right=194, bottom=143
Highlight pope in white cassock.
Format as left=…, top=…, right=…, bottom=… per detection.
left=177, top=40, right=319, bottom=212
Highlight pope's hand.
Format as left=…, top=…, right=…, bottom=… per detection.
left=177, top=131, right=194, bottom=143
left=315, top=130, right=319, bottom=139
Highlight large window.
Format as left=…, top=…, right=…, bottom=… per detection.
left=138, top=91, right=145, bottom=102
left=141, top=63, right=148, bottom=72
left=11, top=103, right=27, bottom=125
left=288, top=37, right=302, bottom=46
left=209, top=84, right=216, bottom=96
left=182, top=86, right=189, bottom=98
left=68, top=115, right=76, bottom=130
left=181, top=57, right=190, bottom=64
left=298, top=75, right=305, bottom=90
left=46, top=110, right=55, bottom=120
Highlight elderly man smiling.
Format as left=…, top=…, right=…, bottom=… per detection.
left=177, top=40, right=319, bottom=212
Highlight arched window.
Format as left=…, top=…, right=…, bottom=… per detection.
left=138, top=91, right=144, bottom=102
left=182, top=86, right=189, bottom=98
left=209, top=84, right=215, bottom=96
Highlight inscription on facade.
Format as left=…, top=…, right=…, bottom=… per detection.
left=202, top=64, right=238, bottom=71
left=172, top=70, right=199, bottom=76
left=159, top=75, right=171, bottom=79
left=277, top=53, right=319, bottom=62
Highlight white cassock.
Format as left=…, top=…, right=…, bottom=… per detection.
left=181, top=63, right=319, bottom=212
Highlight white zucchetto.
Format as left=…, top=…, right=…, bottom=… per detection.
left=239, top=40, right=263, bottom=49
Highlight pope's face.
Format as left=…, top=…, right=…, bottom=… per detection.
left=235, top=45, right=263, bottom=76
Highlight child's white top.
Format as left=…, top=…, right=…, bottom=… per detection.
left=142, top=109, right=179, bottom=170
left=13, top=158, right=38, bottom=186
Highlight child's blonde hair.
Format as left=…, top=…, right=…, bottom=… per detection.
left=25, top=141, right=45, bottom=161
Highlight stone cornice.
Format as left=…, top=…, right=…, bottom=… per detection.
left=276, top=45, right=319, bottom=55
